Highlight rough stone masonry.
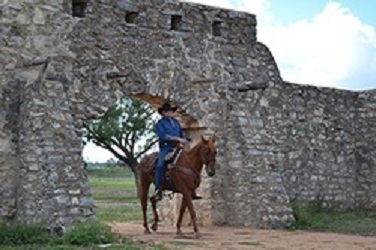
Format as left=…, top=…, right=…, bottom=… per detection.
left=0, top=0, right=375, bottom=230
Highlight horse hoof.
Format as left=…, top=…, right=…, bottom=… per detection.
left=144, top=229, right=151, bottom=235
left=194, top=232, right=200, bottom=239
left=176, top=229, right=183, bottom=236
left=151, top=224, right=158, bottom=232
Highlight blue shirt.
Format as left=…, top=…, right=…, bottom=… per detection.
left=156, top=117, right=186, bottom=148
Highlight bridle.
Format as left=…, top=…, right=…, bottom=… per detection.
left=200, top=145, right=216, bottom=168
left=201, top=151, right=216, bottom=167
left=172, top=143, right=216, bottom=178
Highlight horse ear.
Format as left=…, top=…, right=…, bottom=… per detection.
left=201, top=135, right=208, bottom=144
left=211, top=133, right=217, bottom=143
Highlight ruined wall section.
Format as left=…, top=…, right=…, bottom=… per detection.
left=355, top=90, right=376, bottom=208
left=223, top=43, right=295, bottom=228
left=1, top=1, right=26, bottom=223
left=0, top=74, right=20, bottom=222
left=68, top=0, right=260, bottom=228
left=275, top=83, right=360, bottom=209
left=1, top=0, right=374, bottom=230
left=0, top=0, right=88, bottom=226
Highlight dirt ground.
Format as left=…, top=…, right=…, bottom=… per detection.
left=112, top=222, right=376, bottom=250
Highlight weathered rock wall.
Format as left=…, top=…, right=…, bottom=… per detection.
left=0, top=0, right=375, bottom=230
left=0, top=74, right=20, bottom=222
left=270, top=84, right=376, bottom=210
left=355, top=90, right=376, bottom=208
left=276, top=83, right=359, bottom=208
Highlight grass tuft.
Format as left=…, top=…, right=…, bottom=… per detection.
left=0, top=220, right=117, bottom=248
left=0, top=222, right=51, bottom=246
left=60, top=220, right=116, bottom=246
left=289, top=199, right=376, bottom=236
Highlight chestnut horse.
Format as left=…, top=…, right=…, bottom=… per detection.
left=137, top=134, right=217, bottom=238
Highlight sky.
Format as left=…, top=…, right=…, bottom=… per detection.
left=83, top=0, right=376, bottom=163
left=183, top=0, right=376, bottom=90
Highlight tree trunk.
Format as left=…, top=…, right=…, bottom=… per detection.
left=128, top=160, right=139, bottom=198
left=132, top=168, right=139, bottom=198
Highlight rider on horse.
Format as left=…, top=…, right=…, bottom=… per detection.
left=154, top=102, right=202, bottom=201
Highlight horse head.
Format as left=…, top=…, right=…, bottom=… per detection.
left=200, top=133, right=217, bottom=177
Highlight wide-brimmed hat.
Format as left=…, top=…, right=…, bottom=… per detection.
left=158, top=102, right=177, bottom=115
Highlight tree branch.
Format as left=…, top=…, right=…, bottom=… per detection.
left=85, top=125, right=133, bottom=167
left=135, top=139, right=159, bottom=159
left=82, top=97, right=158, bottom=172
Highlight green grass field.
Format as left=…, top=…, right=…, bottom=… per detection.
left=87, top=168, right=134, bottom=179
left=88, top=168, right=376, bottom=236
left=88, top=168, right=145, bottom=223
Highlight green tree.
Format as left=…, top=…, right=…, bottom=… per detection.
left=83, top=97, right=158, bottom=181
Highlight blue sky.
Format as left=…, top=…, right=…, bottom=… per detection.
left=83, top=0, right=376, bottom=162
left=266, top=0, right=376, bottom=27
left=184, top=0, right=376, bottom=90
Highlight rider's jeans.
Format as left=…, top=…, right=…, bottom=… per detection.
left=155, top=146, right=173, bottom=191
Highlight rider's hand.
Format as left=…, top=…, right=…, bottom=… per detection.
left=178, top=138, right=187, bottom=144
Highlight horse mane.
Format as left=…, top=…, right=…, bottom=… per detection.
left=179, top=140, right=205, bottom=171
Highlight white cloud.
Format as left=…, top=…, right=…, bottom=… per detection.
left=182, top=0, right=376, bottom=90
left=261, top=2, right=376, bottom=89
left=82, top=142, right=116, bottom=163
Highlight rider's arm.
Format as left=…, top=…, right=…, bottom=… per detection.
left=156, top=120, right=170, bottom=142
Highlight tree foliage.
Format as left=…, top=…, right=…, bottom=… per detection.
left=83, top=97, right=158, bottom=173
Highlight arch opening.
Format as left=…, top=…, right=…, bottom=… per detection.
left=81, top=93, right=207, bottom=224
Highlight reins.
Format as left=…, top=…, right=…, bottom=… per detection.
left=173, top=145, right=203, bottom=178
left=165, top=143, right=211, bottom=199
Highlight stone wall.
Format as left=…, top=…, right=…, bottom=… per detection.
left=276, top=83, right=360, bottom=208
left=355, top=90, right=376, bottom=208
left=0, top=0, right=375, bottom=230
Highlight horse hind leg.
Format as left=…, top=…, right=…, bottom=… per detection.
left=139, top=172, right=151, bottom=234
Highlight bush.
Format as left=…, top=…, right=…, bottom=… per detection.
left=289, top=198, right=322, bottom=228
left=288, top=198, right=376, bottom=235
left=0, top=220, right=116, bottom=247
left=0, top=222, right=51, bottom=246
left=61, top=220, right=116, bottom=246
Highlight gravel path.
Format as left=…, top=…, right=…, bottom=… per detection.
left=112, top=222, right=376, bottom=250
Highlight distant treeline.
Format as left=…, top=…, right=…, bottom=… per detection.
left=85, top=161, right=128, bottom=169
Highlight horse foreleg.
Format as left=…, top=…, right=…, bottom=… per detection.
left=150, top=196, right=159, bottom=232
left=176, top=198, right=187, bottom=235
left=183, top=192, right=199, bottom=238
left=139, top=174, right=151, bottom=234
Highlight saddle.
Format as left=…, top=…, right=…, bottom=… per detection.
left=157, top=145, right=183, bottom=193
left=164, top=145, right=183, bottom=169
left=141, top=146, right=202, bottom=200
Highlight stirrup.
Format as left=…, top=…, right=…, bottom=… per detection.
left=167, top=192, right=175, bottom=200
left=152, top=190, right=163, bottom=201
left=192, top=194, right=202, bottom=200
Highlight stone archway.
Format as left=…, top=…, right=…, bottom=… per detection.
left=0, top=0, right=295, bottom=229
left=5, top=0, right=375, bottom=232
left=82, top=91, right=211, bottom=227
